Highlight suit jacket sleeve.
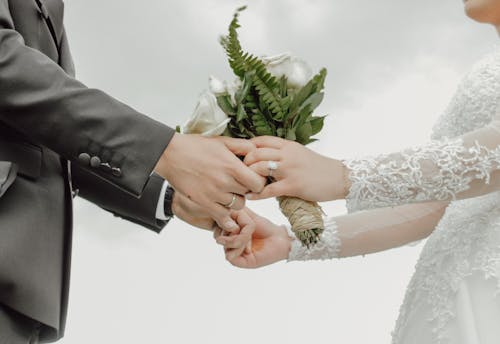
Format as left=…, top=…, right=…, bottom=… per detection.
left=0, top=0, right=175, bottom=197
left=71, top=166, right=168, bottom=232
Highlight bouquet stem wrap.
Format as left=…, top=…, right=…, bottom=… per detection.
left=278, top=196, right=324, bottom=247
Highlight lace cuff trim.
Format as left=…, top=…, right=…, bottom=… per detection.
left=342, top=137, right=500, bottom=213
left=287, top=217, right=341, bottom=261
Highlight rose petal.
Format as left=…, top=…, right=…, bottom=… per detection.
left=201, top=118, right=231, bottom=137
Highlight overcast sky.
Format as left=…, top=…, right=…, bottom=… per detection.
left=60, top=1, right=498, bottom=343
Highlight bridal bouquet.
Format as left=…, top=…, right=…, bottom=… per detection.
left=181, top=6, right=328, bottom=247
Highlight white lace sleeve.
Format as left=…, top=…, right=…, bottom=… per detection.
left=287, top=201, right=448, bottom=261
left=343, top=113, right=500, bottom=212
left=287, top=218, right=341, bottom=261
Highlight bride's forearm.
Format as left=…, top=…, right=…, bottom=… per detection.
left=288, top=200, right=449, bottom=261
left=341, top=162, right=353, bottom=200
left=336, top=201, right=448, bottom=257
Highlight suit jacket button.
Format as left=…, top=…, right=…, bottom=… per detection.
left=100, top=162, right=112, bottom=173
left=90, top=156, right=101, bottom=168
left=78, top=153, right=91, bottom=165
left=111, top=167, right=122, bottom=177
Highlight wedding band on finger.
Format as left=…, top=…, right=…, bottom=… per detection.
left=224, top=194, right=237, bottom=209
left=268, top=161, right=278, bottom=178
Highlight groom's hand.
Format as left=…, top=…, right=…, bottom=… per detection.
left=154, top=134, right=266, bottom=231
left=171, top=191, right=214, bottom=230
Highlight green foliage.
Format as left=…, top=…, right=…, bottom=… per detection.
left=219, top=6, right=328, bottom=146
left=216, top=6, right=330, bottom=247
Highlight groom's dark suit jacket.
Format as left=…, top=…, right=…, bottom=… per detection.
left=0, top=0, right=175, bottom=342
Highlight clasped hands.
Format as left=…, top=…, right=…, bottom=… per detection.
left=154, top=134, right=350, bottom=268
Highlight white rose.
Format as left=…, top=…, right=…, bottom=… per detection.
left=208, top=75, right=227, bottom=96
left=224, top=78, right=242, bottom=105
left=183, top=91, right=231, bottom=137
left=261, top=53, right=313, bottom=90
left=208, top=76, right=242, bottom=106
left=225, top=78, right=242, bottom=98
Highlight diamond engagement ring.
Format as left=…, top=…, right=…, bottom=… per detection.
left=268, top=161, right=278, bottom=178
left=224, top=194, right=237, bottom=209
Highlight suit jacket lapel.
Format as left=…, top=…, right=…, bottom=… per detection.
left=59, top=29, right=75, bottom=76
left=41, top=0, right=64, bottom=44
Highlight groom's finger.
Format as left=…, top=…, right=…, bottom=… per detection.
left=206, top=202, right=240, bottom=232
left=231, top=163, right=266, bottom=193
left=219, top=136, right=256, bottom=156
left=217, top=193, right=245, bottom=211
left=251, top=136, right=285, bottom=149
left=246, top=181, right=288, bottom=200
left=213, top=226, right=223, bottom=240
left=243, top=148, right=281, bottom=166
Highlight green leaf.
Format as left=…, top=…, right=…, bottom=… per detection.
left=219, top=7, right=249, bottom=78
left=236, top=103, right=247, bottom=122
left=298, top=92, right=324, bottom=113
left=217, top=95, right=236, bottom=116
left=279, top=76, right=288, bottom=97
left=251, top=112, right=274, bottom=136
left=304, top=138, right=318, bottom=145
left=286, top=128, right=296, bottom=141
left=292, top=103, right=312, bottom=129
left=309, top=116, right=326, bottom=135
left=296, top=122, right=312, bottom=145
left=311, top=68, right=328, bottom=93
left=235, top=71, right=254, bottom=104
left=289, top=81, right=313, bottom=115
left=289, top=68, right=326, bottom=108
left=253, top=75, right=287, bottom=120
left=276, top=128, right=285, bottom=138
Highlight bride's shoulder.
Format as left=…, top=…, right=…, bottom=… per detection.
left=468, top=44, right=500, bottom=74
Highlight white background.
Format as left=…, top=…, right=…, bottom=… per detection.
left=60, top=0, right=497, bottom=343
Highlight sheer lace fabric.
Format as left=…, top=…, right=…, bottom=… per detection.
left=288, top=201, right=449, bottom=261
left=287, top=45, right=500, bottom=343
left=342, top=134, right=500, bottom=213
left=287, top=218, right=341, bottom=261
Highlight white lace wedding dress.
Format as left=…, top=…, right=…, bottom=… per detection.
left=288, top=45, right=500, bottom=344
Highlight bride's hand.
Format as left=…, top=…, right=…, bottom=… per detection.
left=215, top=208, right=292, bottom=269
left=244, top=136, right=350, bottom=202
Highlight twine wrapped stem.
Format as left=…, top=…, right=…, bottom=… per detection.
left=278, top=196, right=324, bottom=248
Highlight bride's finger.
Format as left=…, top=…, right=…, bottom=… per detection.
left=249, top=161, right=284, bottom=180
left=246, top=180, right=288, bottom=200
left=219, top=212, right=255, bottom=248
left=244, top=148, right=282, bottom=166
left=244, top=241, right=252, bottom=255
left=219, top=230, right=251, bottom=249
left=225, top=246, right=247, bottom=262
left=251, top=136, right=285, bottom=149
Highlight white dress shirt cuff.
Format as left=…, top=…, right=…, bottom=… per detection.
left=155, top=181, right=169, bottom=220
